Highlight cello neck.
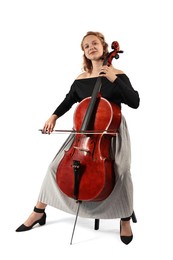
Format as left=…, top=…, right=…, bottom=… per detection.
left=80, top=77, right=102, bottom=131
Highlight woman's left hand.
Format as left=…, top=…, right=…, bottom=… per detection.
left=99, top=65, right=117, bottom=82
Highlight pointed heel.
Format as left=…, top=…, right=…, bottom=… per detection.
left=16, top=206, right=46, bottom=232
left=131, top=211, right=137, bottom=223
left=120, top=220, right=133, bottom=245
left=120, top=211, right=137, bottom=245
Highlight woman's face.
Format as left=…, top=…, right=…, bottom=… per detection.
left=82, top=35, right=104, bottom=61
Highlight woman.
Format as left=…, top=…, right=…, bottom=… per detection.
left=16, top=31, right=140, bottom=245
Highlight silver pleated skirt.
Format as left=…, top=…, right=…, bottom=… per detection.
left=38, top=115, right=133, bottom=219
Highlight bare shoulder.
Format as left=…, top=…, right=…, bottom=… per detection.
left=114, top=68, right=124, bottom=75
left=76, top=72, right=88, bottom=79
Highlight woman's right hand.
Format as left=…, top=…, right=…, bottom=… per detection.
left=42, top=114, right=58, bottom=134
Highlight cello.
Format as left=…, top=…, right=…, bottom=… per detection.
left=56, top=41, right=123, bottom=202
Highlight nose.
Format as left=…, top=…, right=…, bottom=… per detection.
left=89, top=44, right=95, bottom=50
left=89, top=45, right=95, bottom=52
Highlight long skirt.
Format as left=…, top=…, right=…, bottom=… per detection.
left=38, top=115, right=133, bottom=219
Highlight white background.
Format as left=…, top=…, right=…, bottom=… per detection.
left=0, top=0, right=172, bottom=259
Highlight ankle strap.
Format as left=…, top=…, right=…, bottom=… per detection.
left=121, top=216, right=131, bottom=221
left=34, top=206, right=45, bottom=213
left=121, top=211, right=137, bottom=222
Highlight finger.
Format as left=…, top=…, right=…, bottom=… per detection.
left=46, top=125, right=52, bottom=134
left=47, top=123, right=55, bottom=134
left=42, top=125, right=48, bottom=134
left=99, top=68, right=106, bottom=75
left=42, top=123, right=51, bottom=134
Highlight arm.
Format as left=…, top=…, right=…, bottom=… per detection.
left=114, top=74, right=140, bottom=109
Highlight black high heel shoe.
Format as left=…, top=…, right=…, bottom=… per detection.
left=120, top=211, right=137, bottom=245
left=16, top=207, right=46, bottom=232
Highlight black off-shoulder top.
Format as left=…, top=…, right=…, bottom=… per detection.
left=53, top=74, right=140, bottom=118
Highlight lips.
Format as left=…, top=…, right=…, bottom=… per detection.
left=89, top=50, right=97, bottom=55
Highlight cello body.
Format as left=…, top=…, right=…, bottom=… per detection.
left=56, top=97, right=121, bottom=201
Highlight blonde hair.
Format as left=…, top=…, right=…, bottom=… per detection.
left=81, top=31, right=109, bottom=73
